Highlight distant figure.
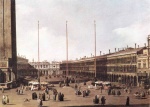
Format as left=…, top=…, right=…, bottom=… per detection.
left=58, top=92, right=61, bottom=101
left=2, top=95, right=6, bottom=105
left=20, top=89, right=23, bottom=94
left=83, top=91, right=85, bottom=97
left=2, top=95, right=9, bottom=105
left=6, top=95, right=9, bottom=104
left=2, top=87, right=4, bottom=93
left=126, top=96, right=130, bottom=106
left=100, top=87, right=102, bottom=93
left=101, top=96, right=106, bottom=105
left=46, top=94, right=50, bottom=100
left=42, top=93, right=45, bottom=101
left=37, top=98, right=43, bottom=107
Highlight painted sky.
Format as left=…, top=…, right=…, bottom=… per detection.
left=16, top=0, right=150, bottom=62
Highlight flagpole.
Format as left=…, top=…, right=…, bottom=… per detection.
left=94, top=20, right=96, bottom=78
left=38, top=21, right=40, bottom=84
left=66, top=21, right=68, bottom=76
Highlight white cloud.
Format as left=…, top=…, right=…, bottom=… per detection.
left=113, top=15, right=150, bottom=47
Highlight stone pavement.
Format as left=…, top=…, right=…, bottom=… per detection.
left=0, top=81, right=149, bottom=107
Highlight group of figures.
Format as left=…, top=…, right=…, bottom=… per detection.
left=82, top=89, right=90, bottom=97
left=16, top=84, right=25, bottom=95
left=93, top=95, right=130, bottom=106
left=32, top=92, right=50, bottom=101
left=93, top=95, right=106, bottom=105
left=52, top=89, right=64, bottom=101
left=32, top=91, right=49, bottom=107
left=134, top=91, right=146, bottom=99
left=2, top=95, right=9, bottom=105
left=75, top=89, right=90, bottom=97
left=16, top=88, right=24, bottom=95
left=57, top=92, right=64, bottom=101
left=108, top=89, right=121, bottom=96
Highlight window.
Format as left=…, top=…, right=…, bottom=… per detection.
left=143, top=63, right=146, bottom=68
left=138, top=63, right=141, bottom=68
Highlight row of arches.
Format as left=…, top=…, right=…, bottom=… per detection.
left=107, top=74, right=137, bottom=86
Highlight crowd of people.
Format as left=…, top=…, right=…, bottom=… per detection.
left=1, top=76, right=149, bottom=107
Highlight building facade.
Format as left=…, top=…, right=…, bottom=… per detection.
left=107, top=47, right=144, bottom=86
left=29, top=61, right=61, bottom=76
left=0, top=0, right=17, bottom=84
left=60, top=37, right=150, bottom=86
left=17, top=56, right=38, bottom=78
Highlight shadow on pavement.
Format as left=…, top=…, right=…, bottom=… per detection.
left=6, top=104, right=16, bottom=105
left=63, top=104, right=150, bottom=107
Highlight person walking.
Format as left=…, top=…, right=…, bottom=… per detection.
left=37, top=98, right=43, bottom=107
left=126, top=96, right=130, bottom=106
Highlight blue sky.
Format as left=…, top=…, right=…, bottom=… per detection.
left=16, top=0, right=150, bottom=62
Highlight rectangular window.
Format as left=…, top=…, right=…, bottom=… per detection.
left=138, top=63, right=141, bottom=68
left=143, top=63, right=146, bottom=68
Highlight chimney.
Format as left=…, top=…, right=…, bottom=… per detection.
left=135, top=43, right=136, bottom=49
left=109, top=49, right=110, bottom=54
left=115, top=48, right=116, bottom=52
left=100, top=51, right=101, bottom=55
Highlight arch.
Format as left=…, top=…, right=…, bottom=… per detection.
left=133, top=76, right=138, bottom=86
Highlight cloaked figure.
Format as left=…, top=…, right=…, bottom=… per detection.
left=126, top=96, right=130, bottom=106
left=101, top=96, right=106, bottom=105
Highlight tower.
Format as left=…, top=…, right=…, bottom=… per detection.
left=0, top=0, right=17, bottom=83
left=147, top=35, right=150, bottom=69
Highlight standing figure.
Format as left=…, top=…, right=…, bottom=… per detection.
left=83, top=91, right=85, bottom=97
left=100, top=87, right=102, bottom=93
left=101, top=96, right=106, bottom=105
left=42, top=93, right=45, bottom=101
left=2, top=87, right=4, bottom=93
left=58, top=92, right=61, bottom=101
left=2, top=95, right=6, bottom=105
left=37, top=98, right=43, bottom=107
left=6, top=95, right=9, bottom=104
left=47, top=94, right=50, bottom=100
left=126, top=96, right=130, bottom=106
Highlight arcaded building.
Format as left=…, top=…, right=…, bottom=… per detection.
left=0, top=0, right=17, bottom=85
left=60, top=36, right=150, bottom=86
left=107, top=47, right=146, bottom=86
